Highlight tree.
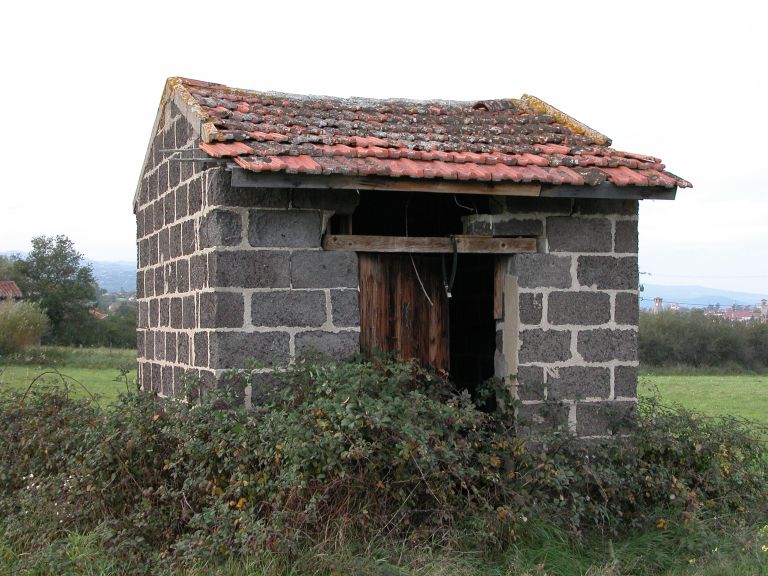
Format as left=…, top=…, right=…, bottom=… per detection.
left=0, top=254, right=19, bottom=279
left=14, top=235, right=98, bottom=345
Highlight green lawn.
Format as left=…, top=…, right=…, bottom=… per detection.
left=0, top=364, right=135, bottom=404
left=0, top=346, right=137, bottom=405
left=639, top=373, right=768, bottom=425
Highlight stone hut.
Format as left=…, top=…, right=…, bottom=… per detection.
left=133, top=77, right=690, bottom=438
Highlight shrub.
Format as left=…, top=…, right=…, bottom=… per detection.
left=0, top=301, right=49, bottom=355
left=0, top=357, right=765, bottom=569
left=640, top=310, right=768, bottom=371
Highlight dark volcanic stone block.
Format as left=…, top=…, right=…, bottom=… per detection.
left=199, top=291, right=245, bottom=328
left=547, top=217, right=612, bottom=253
left=330, top=289, right=360, bottom=327
left=547, top=366, right=610, bottom=400
left=513, top=254, right=572, bottom=289
left=190, top=255, right=208, bottom=290
left=182, top=295, right=195, bottom=329
left=177, top=332, right=190, bottom=365
left=209, top=250, right=290, bottom=288
left=188, top=177, right=203, bottom=214
left=291, top=251, right=358, bottom=288
left=251, top=290, right=327, bottom=327
left=614, top=365, right=638, bottom=398
left=614, top=292, right=639, bottom=325
left=516, top=365, right=545, bottom=401
left=548, top=291, right=611, bottom=325
left=193, top=331, right=209, bottom=367
left=614, top=220, right=639, bottom=253
left=577, top=329, right=638, bottom=362
left=248, top=209, right=322, bottom=248
left=577, top=256, right=637, bottom=290
left=209, top=331, right=290, bottom=369
left=295, top=330, right=360, bottom=360
left=202, top=209, right=243, bottom=247
left=519, top=329, right=571, bottom=363
left=519, top=292, right=543, bottom=324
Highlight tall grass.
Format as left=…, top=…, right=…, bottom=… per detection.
left=2, top=519, right=766, bottom=575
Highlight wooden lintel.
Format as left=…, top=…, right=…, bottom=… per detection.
left=322, top=234, right=537, bottom=254
left=230, top=167, right=540, bottom=197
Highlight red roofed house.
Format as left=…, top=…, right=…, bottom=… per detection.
left=722, top=308, right=759, bottom=322
left=134, top=78, right=690, bottom=438
left=0, top=280, right=23, bottom=302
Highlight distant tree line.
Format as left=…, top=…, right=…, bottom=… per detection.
left=640, top=310, right=768, bottom=370
left=0, top=235, right=136, bottom=353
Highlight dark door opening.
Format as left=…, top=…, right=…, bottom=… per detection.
left=447, top=254, right=497, bottom=402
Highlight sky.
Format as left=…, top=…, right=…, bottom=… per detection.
left=1, top=1, right=766, bottom=294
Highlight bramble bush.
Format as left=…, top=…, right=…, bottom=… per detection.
left=0, top=357, right=766, bottom=569
left=0, top=300, right=49, bottom=354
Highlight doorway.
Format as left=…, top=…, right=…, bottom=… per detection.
left=358, top=250, right=498, bottom=398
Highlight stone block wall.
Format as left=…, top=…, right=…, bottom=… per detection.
left=196, top=175, right=361, bottom=402
left=465, top=197, right=640, bottom=438
left=135, top=101, right=209, bottom=397
left=135, top=116, right=361, bottom=402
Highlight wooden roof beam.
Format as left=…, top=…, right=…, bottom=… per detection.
left=230, top=167, right=676, bottom=200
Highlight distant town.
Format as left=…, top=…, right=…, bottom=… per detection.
left=646, top=296, right=768, bottom=322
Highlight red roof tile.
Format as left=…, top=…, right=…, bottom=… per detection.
left=0, top=280, right=22, bottom=300
left=176, top=78, right=691, bottom=189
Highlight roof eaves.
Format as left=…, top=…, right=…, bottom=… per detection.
left=522, top=95, right=612, bottom=146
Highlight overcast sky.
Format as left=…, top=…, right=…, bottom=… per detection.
left=1, top=1, right=766, bottom=295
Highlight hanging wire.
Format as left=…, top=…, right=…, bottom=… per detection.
left=405, top=195, right=434, bottom=307
left=453, top=194, right=477, bottom=213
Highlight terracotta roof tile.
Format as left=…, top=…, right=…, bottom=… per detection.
left=0, top=281, right=22, bottom=300
left=175, top=77, right=691, bottom=189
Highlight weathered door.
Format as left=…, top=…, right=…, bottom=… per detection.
left=359, top=253, right=450, bottom=371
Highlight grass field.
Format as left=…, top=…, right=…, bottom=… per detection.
left=640, top=372, right=768, bottom=426
left=0, top=346, right=136, bottom=404
left=0, top=365, right=134, bottom=404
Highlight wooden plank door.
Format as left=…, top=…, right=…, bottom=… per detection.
left=359, top=253, right=450, bottom=371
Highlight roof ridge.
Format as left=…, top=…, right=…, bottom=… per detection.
left=522, top=95, right=611, bottom=146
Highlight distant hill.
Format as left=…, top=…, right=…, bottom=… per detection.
left=641, top=284, right=766, bottom=309
left=89, top=260, right=136, bottom=293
